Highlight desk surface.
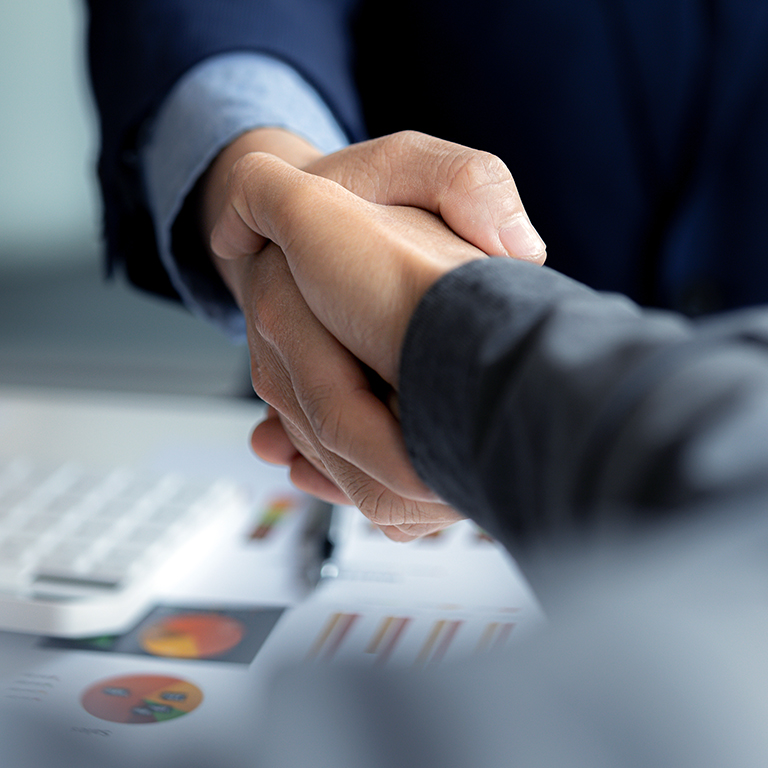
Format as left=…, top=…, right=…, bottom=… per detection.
left=0, top=386, right=542, bottom=768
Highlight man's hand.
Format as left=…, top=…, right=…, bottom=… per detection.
left=202, top=129, right=545, bottom=539
left=221, top=241, right=463, bottom=540
left=215, top=162, right=495, bottom=383
left=306, top=131, right=546, bottom=263
left=204, top=130, right=546, bottom=265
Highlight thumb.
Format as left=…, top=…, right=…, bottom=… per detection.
left=307, top=130, right=547, bottom=262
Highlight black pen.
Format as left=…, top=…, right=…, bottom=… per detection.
left=300, top=500, right=339, bottom=587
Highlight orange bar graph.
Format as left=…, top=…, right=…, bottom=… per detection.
left=376, top=617, right=411, bottom=664
left=432, top=619, right=462, bottom=662
left=416, top=620, right=446, bottom=664
left=493, top=622, right=515, bottom=650
left=366, top=616, right=395, bottom=655
left=366, top=616, right=412, bottom=664
left=307, top=612, right=359, bottom=660
left=416, top=619, right=463, bottom=664
left=475, top=621, right=515, bottom=654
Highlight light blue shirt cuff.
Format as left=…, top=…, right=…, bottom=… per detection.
left=142, top=52, right=350, bottom=339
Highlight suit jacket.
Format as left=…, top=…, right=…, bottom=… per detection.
left=86, top=0, right=768, bottom=313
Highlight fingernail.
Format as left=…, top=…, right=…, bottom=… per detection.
left=498, top=214, right=546, bottom=260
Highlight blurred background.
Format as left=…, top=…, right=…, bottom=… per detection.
left=0, top=0, right=247, bottom=397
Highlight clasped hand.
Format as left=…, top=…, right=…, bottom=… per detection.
left=205, top=131, right=545, bottom=540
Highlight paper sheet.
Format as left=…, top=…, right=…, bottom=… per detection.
left=0, top=388, right=544, bottom=766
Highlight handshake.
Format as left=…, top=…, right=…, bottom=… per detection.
left=203, top=130, right=546, bottom=541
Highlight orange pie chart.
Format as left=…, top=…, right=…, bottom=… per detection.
left=139, top=613, right=245, bottom=659
left=81, top=674, right=203, bottom=724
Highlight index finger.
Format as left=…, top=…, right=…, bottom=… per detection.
left=210, top=152, right=357, bottom=261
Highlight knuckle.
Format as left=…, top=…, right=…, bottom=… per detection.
left=476, top=150, right=512, bottom=181
left=227, top=152, right=260, bottom=191
left=358, top=487, right=394, bottom=526
left=302, top=383, right=346, bottom=455
left=383, top=129, right=423, bottom=152
left=450, top=150, right=511, bottom=192
left=376, top=130, right=427, bottom=170
left=250, top=290, right=282, bottom=343
left=249, top=369, right=282, bottom=411
left=230, top=150, right=266, bottom=179
left=349, top=483, right=406, bottom=528
left=246, top=257, right=296, bottom=345
left=228, top=152, right=279, bottom=208
left=231, top=151, right=310, bottom=232
left=248, top=349, right=290, bottom=413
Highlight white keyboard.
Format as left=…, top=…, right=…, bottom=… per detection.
left=0, top=459, right=247, bottom=638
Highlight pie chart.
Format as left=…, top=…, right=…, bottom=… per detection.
left=139, top=613, right=245, bottom=659
left=81, top=674, right=203, bottom=724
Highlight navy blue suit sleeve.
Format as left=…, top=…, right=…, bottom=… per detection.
left=85, top=0, right=366, bottom=299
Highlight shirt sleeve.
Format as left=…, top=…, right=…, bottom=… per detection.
left=141, top=52, right=350, bottom=339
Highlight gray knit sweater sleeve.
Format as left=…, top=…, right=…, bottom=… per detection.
left=399, top=259, right=768, bottom=552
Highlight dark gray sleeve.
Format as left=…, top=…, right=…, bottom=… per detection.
left=399, top=259, right=768, bottom=551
